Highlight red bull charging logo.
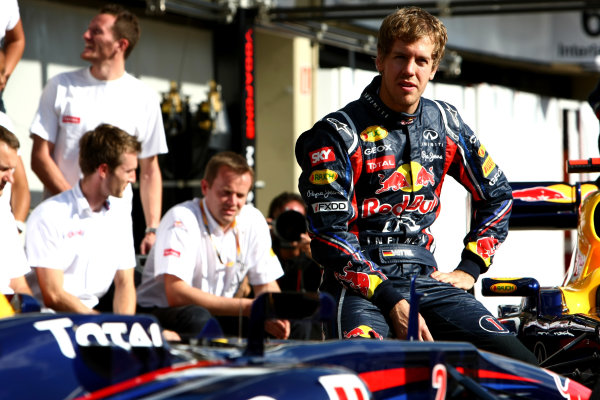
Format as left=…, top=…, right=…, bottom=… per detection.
left=375, top=162, right=435, bottom=194
left=344, top=325, right=383, bottom=340
left=467, top=236, right=499, bottom=266
left=335, top=263, right=372, bottom=298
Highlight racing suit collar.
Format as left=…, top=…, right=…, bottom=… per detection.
left=361, top=75, right=421, bottom=126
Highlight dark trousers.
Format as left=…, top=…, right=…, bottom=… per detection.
left=323, top=265, right=538, bottom=365
left=137, top=304, right=323, bottom=341
left=137, top=304, right=243, bottom=340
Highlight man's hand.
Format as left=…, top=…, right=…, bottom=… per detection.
left=389, top=299, right=433, bottom=341
left=140, top=232, right=156, bottom=255
left=430, top=269, right=475, bottom=291
left=265, top=318, right=290, bottom=339
left=298, top=232, right=313, bottom=259
left=162, top=329, right=181, bottom=342
left=0, top=71, right=6, bottom=92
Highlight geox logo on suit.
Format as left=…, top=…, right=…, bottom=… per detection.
left=312, top=202, right=348, bottom=212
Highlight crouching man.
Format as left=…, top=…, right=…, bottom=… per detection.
left=26, top=124, right=140, bottom=314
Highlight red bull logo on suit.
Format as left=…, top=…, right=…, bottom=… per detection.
left=375, top=162, right=435, bottom=194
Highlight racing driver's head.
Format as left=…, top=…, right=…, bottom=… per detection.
left=375, top=7, right=448, bottom=114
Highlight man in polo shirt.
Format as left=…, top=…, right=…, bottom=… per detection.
left=29, top=4, right=167, bottom=255
left=137, top=151, right=290, bottom=339
left=0, top=125, right=31, bottom=295
left=26, top=124, right=140, bottom=314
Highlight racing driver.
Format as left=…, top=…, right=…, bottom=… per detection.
left=295, top=6, right=537, bottom=364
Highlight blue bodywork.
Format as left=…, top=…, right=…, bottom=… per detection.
left=0, top=291, right=592, bottom=399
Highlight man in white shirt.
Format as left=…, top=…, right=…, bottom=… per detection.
left=0, top=0, right=25, bottom=112
left=29, top=3, right=167, bottom=255
left=0, top=125, right=30, bottom=295
left=0, top=109, right=30, bottom=236
left=137, top=152, right=290, bottom=339
left=26, top=124, right=140, bottom=314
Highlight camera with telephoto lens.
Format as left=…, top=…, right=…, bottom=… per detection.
left=273, top=210, right=308, bottom=248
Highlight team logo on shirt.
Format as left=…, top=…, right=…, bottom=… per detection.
left=163, top=248, right=181, bottom=258
left=375, top=162, right=435, bottom=194
left=467, top=236, right=499, bottom=265
left=67, top=230, right=84, bottom=238
left=62, top=115, right=80, bottom=124
left=360, top=126, right=388, bottom=142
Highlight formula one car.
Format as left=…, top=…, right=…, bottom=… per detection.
left=0, top=287, right=593, bottom=399
left=483, top=158, right=600, bottom=389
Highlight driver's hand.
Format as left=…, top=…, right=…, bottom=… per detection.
left=389, top=299, right=433, bottom=341
left=430, top=269, right=475, bottom=291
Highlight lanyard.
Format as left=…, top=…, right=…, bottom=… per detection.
left=199, top=200, right=241, bottom=268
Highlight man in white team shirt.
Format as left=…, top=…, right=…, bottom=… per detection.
left=0, top=125, right=31, bottom=295
left=0, top=0, right=25, bottom=113
left=29, top=3, right=167, bottom=255
left=26, top=124, right=139, bottom=314
left=137, top=151, right=290, bottom=340
left=0, top=109, right=30, bottom=235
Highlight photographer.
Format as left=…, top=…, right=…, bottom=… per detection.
left=268, top=192, right=322, bottom=293
left=268, top=193, right=323, bottom=340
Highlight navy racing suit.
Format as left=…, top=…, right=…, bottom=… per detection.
left=295, top=76, right=536, bottom=364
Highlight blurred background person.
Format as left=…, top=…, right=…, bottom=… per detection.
left=268, top=192, right=322, bottom=293
left=0, top=100, right=30, bottom=238
left=268, top=192, right=323, bottom=340
left=0, top=125, right=31, bottom=296
left=0, top=0, right=25, bottom=112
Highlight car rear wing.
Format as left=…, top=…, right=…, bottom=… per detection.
left=509, top=158, right=600, bottom=230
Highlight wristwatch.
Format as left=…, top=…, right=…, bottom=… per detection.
left=145, top=227, right=157, bottom=234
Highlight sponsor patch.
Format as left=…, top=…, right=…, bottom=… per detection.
left=365, top=155, right=395, bottom=173
left=360, top=126, right=388, bottom=142
left=62, top=115, right=80, bottom=124
left=309, top=169, right=338, bottom=185
left=478, top=145, right=486, bottom=158
left=311, top=201, right=347, bottom=212
left=361, top=196, right=438, bottom=218
left=309, top=146, right=335, bottom=166
left=326, top=117, right=353, bottom=137
left=382, top=248, right=414, bottom=258
left=305, top=189, right=339, bottom=199
left=423, top=129, right=438, bottom=140
left=363, top=143, right=392, bottom=156
left=482, top=156, right=496, bottom=177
